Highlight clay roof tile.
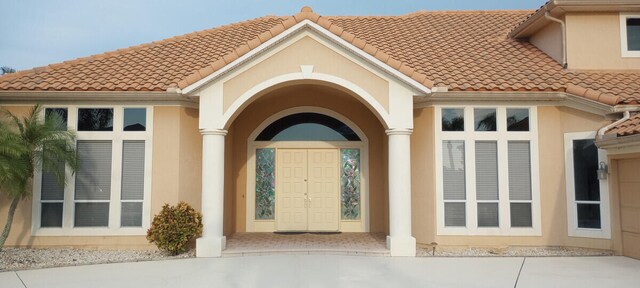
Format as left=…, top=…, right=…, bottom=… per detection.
left=0, top=8, right=638, bottom=107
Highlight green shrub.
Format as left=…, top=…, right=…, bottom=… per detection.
left=146, top=202, right=203, bottom=256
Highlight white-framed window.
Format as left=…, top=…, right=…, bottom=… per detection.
left=564, top=132, right=611, bottom=239
left=435, top=106, right=541, bottom=236
left=33, top=105, right=153, bottom=236
left=620, top=13, right=640, bottom=58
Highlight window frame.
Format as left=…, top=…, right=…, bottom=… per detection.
left=620, top=13, right=640, bottom=58
left=435, top=106, right=541, bottom=236
left=564, top=131, right=611, bottom=239
left=32, top=105, right=154, bottom=236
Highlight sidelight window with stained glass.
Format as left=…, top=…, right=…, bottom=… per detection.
left=255, top=148, right=276, bottom=220
left=341, top=148, right=361, bottom=220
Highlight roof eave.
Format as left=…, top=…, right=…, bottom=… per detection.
left=0, top=90, right=197, bottom=105
left=596, top=133, right=640, bottom=149
left=509, top=0, right=640, bottom=39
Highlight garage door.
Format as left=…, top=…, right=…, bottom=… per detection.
left=619, top=158, right=640, bottom=259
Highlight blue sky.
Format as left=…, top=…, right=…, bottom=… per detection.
left=0, top=0, right=543, bottom=70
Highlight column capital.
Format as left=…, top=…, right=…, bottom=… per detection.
left=385, top=128, right=412, bottom=136
left=200, top=129, right=228, bottom=136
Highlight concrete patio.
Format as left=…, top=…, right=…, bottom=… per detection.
left=223, top=232, right=389, bottom=256
left=1, top=256, right=639, bottom=288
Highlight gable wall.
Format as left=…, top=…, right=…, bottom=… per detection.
left=566, top=12, right=640, bottom=70
left=222, top=35, right=390, bottom=114
left=530, top=21, right=564, bottom=64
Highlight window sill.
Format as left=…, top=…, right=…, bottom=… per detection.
left=32, top=227, right=147, bottom=237
left=568, top=228, right=611, bottom=239
left=621, top=50, right=640, bottom=58
left=437, top=226, right=542, bottom=237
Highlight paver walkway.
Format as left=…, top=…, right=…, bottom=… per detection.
left=224, top=232, right=389, bottom=256
left=2, top=256, right=639, bottom=288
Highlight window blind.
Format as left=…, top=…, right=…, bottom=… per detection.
left=121, top=141, right=145, bottom=200
left=41, top=161, right=65, bottom=200
left=443, top=140, right=466, bottom=200
left=445, top=202, right=466, bottom=227
left=75, top=203, right=109, bottom=227
left=478, top=203, right=499, bottom=227
left=74, top=140, right=112, bottom=227
left=475, top=141, right=498, bottom=201
left=121, top=202, right=143, bottom=227
left=508, top=141, right=531, bottom=201
left=510, top=203, right=532, bottom=227
left=75, top=141, right=113, bottom=200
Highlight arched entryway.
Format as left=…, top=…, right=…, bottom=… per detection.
left=225, top=83, right=388, bottom=235
left=187, top=27, right=426, bottom=257
left=197, top=81, right=418, bottom=258
left=245, top=107, right=370, bottom=233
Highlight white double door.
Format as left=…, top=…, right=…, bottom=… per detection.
left=276, top=149, right=340, bottom=231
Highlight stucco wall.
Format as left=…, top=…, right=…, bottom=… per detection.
left=177, top=107, right=203, bottom=208
left=222, top=35, right=390, bottom=114
left=566, top=12, right=640, bottom=70
left=0, top=105, right=200, bottom=248
left=152, top=106, right=202, bottom=222
left=414, top=106, right=613, bottom=250
left=411, top=107, right=436, bottom=244
left=530, top=21, right=564, bottom=65
left=226, top=84, right=389, bottom=234
left=0, top=103, right=620, bottom=250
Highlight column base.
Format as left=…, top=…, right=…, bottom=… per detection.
left=196, top=236, right=226, bottom=257
left=386, top=235, right=416, bottom=257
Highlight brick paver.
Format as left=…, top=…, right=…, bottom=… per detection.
left=223, top=232, right=389, bottom=256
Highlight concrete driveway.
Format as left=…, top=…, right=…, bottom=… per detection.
left=1, top=256, right=639, bottom=288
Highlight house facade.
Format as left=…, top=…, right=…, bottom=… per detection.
left=1, top=0, right=640, bottom=258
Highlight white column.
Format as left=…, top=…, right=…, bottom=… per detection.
left=196, top=129, right=227, bottom=257
left=386, top=128, right=416, bottom=256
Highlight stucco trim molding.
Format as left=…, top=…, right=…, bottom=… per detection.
left=0, top=91, right=198, bottom=108
left=223, top=72, right=393, bottom=130
left=415, top=91, right=613, bottom=116
left=597, top=133, right=640, bottom=149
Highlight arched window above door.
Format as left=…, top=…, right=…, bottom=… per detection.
left=255, top=113, right=361, bottom=141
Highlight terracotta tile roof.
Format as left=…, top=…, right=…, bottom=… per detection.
left=176, top=7, right=434, bottom=90
left=0, top=16, right=288, bottom=91
left=605, top=113, right=640, bottom=137
left=1, top=7, right=639, bottom=106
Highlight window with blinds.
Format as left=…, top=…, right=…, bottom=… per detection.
left=443, top=140, right=466, bottom=227
left=476, top=141, right=499, bottom=227
left=74, top=140, right=113, bottom=227
left=437, top=106, right=537, bottom=235
left=508, top=141, right=532, bottom=227
left=121, top=140, right=145, bottom=227
left=41, top=159, right=65, bottom=227
left=40, top=108, right=69, bottom=228
left=35, top=106, right=151, bottom=234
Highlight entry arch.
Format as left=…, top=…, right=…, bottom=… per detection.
left=246, top=106, right=370, bottom=233
left=221, top=72, right=392, bottom=131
